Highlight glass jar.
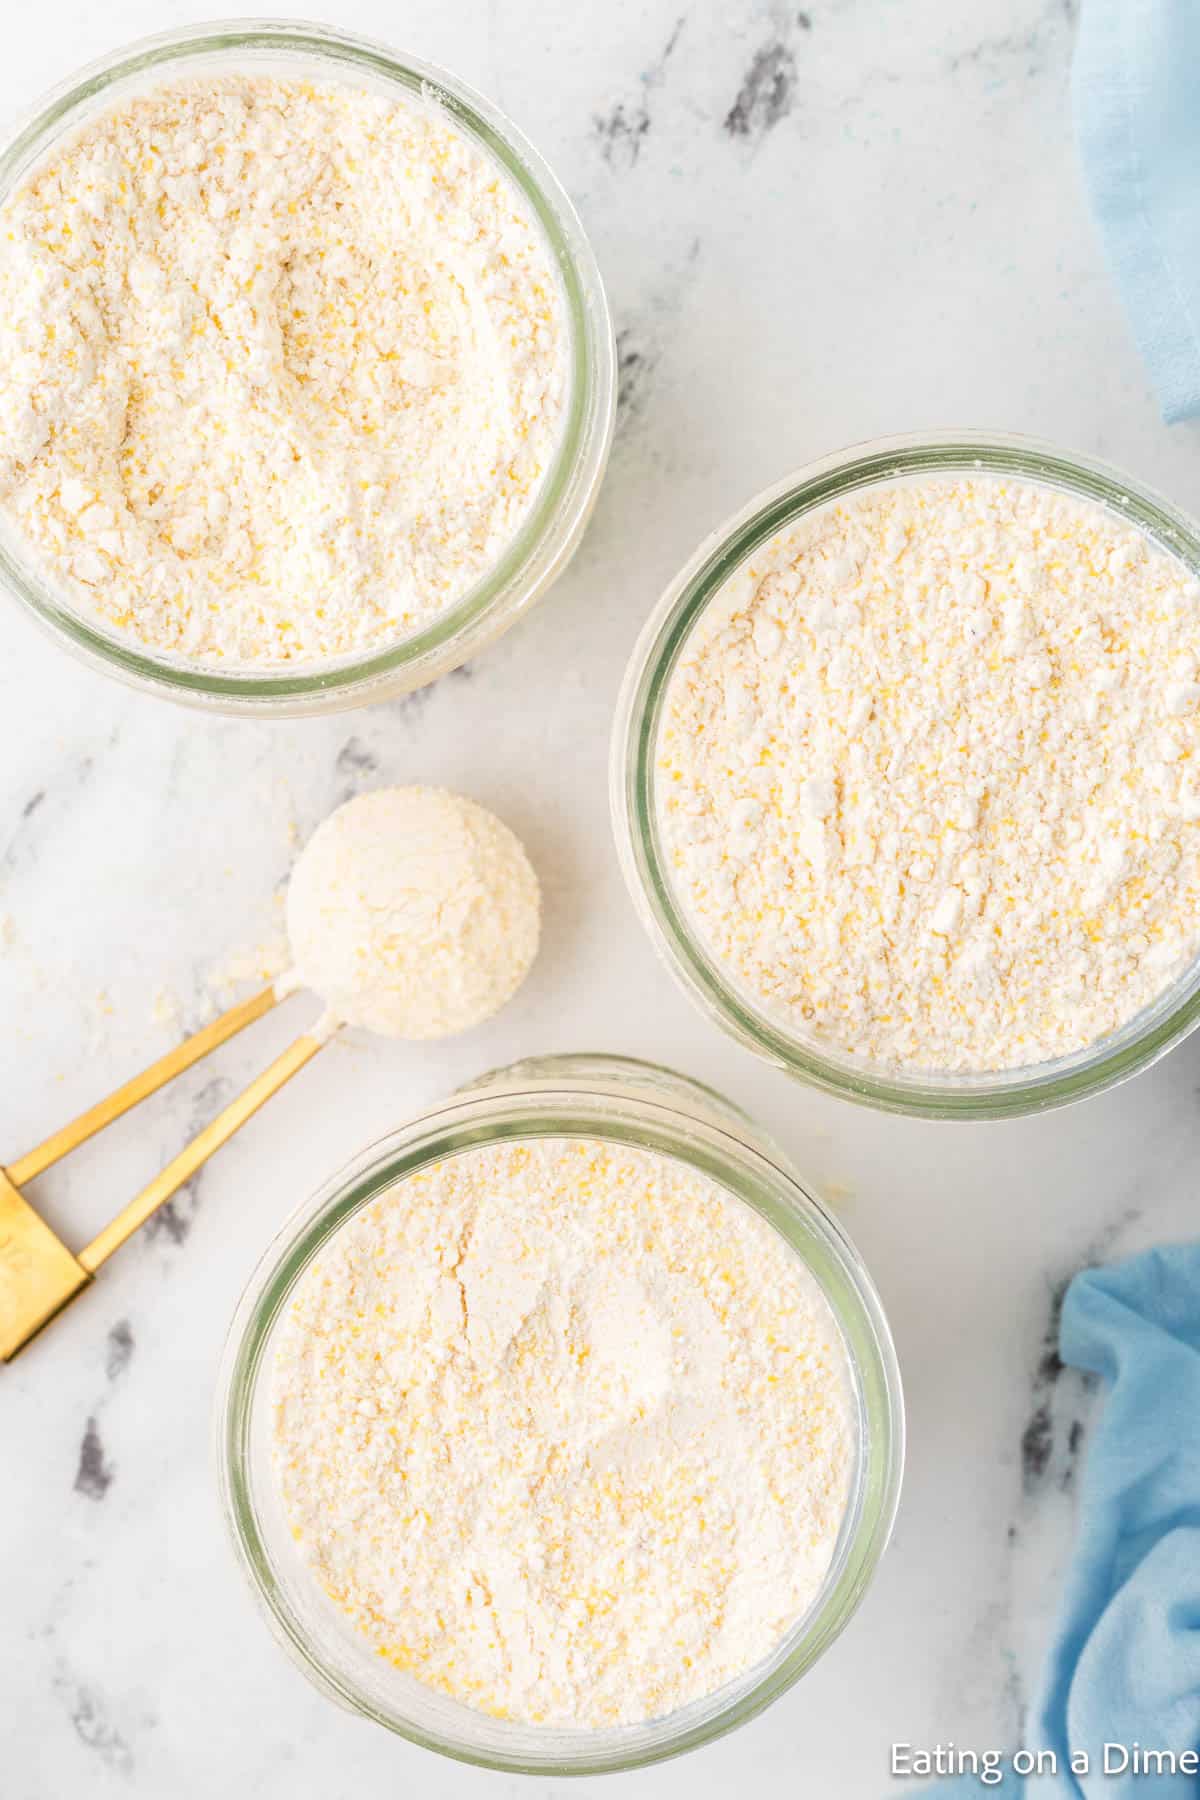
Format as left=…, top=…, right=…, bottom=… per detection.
left=611, top=432, right=1200, bottom=1119
left=215, top=1053, right=903, bottom=1773
left=0, top=21, right=615, bottom=715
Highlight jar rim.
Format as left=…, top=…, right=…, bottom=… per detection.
left=214, top=1057, right=904, bottom=1773
left=611, top=430, right=1200, bottom=1120
left=0, top=19, right=615, bottom=714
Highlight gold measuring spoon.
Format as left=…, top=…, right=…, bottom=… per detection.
left=0, top=977, right=333, bottom=1361
left=1, top=786, right=540, bottom=1362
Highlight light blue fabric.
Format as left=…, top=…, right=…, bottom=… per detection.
left=1073, top=0, right=1200, bottom=422
left=914, top=1244, right=1200, bottom=1796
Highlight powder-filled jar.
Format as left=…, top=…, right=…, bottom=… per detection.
left=0, top=22, right=614, bottom=714
left=612, top=433, right=1200, bottom=1119
left=216, top=1054, right=902, bottom=1773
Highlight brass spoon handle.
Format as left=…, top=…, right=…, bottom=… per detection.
left=9, top=982, right=292, bottom=1187
left=77, top=1026, right=331, bottom=1274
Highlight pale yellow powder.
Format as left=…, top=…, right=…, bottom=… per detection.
left=0, top=75, right=567, bottom=665
left=271, top=1137, right=854, bottom=1727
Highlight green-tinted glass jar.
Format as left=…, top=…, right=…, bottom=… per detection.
left=612, top=433, right=1200, bottom=1118
left=215, top=1054, right=903, bottom=1773
left=0, top=21, right=615, bottom=714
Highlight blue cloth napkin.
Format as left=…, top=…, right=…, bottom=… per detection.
left=915, top=1243, right=1200, bottom=1796
left=1073, top=0, right=1200, bottom=422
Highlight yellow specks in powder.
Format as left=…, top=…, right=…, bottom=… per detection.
left=0, top=72, right=567, bottom=668
left=659, top=476, right=1200, bottom=1073
left=270, top=1135, right=854, bottom=1728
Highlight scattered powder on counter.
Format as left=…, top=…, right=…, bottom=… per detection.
left=659, top=477, right=1200, bottom=1072
left=150, top=983, right=183, bottom=1031
left=285, top=786, right=540, bottom=1038
left=271, top=1137, right=854, bottom=1727
left=204, top=928, right=292, bottom=1005
left=0, top=75, right=567, bottom=666
left=84, top=985, right=116, bottom=1058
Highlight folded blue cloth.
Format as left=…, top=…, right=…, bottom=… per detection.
left=1073, top=0, right=1200, bottom=422
left=915, top=1243, right=1200, bottom=1796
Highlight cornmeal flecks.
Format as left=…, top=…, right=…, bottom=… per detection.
left=0, top=75, right=566, bottom=666
left=659, top=477, right=1200, bottom=1073
left=286, top=787, right=540, bottom=1039
left=271, top=1138, right=854, bottom=1727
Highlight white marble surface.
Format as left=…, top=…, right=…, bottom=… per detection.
left=3, top=0, right=1200, bottom=1793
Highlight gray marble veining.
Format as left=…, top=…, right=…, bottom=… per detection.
left=2, top=0, right=1199, bottom=1794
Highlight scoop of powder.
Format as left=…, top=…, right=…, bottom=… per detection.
left=286, top=787, right=540, bottom=1038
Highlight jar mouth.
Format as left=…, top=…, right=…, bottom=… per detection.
left=214, top=1066, right=904, bottom=1773
left=0, top=20, right=615, bottom=714
left=612, top=431, right=1200, bottom=1120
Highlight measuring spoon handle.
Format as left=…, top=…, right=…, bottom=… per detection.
left=8, top=978, right=300, bottom=1187
left=78, top=1020, right=335, bottom=1274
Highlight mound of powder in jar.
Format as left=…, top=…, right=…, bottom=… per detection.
left=286, top=787, right=540, bottom=1038
left=658, top=476, right=1200, bottom=1073
left=270, top=1137, right=854, bottom=1727
left=0, top=75, right=566, bottom=665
